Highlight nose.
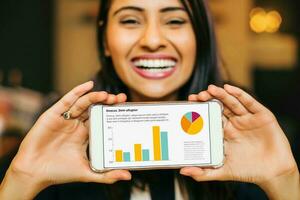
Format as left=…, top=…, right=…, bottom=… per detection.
left=139, top=22, right=167, bottom=52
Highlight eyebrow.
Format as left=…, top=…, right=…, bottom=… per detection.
left=160, top=7, right=186, bottom=13
left=113, top=6, right=186, bottom=16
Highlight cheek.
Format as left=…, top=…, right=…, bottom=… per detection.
left=168, top=28, right=196, bottom=59
left=106, top=26, right=139, bottom=60
left=168, top=29, right=196, bottom=87
left=105, top=26, right=141, bottom=83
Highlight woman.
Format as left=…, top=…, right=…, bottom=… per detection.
left=1, top=0, right=299, bottom=199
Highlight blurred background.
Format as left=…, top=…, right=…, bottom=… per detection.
left=0, top=0, right=299, bottom=186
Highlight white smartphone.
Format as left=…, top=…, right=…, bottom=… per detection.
left=89, top=101, right=224, bottom=172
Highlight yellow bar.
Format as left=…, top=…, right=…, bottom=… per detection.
left=115, top=150, right=123, bottom=162
left=153, top=126, right=161, bottom=160
left=134, top=144, right=142, bottom=161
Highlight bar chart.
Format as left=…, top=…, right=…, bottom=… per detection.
left=114, top=126, right=169, bottom=162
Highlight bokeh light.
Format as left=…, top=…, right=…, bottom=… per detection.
left=250, top=8, right=282, bottom=33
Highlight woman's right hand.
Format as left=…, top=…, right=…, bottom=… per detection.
left=0, top=81, right=131, bottom=200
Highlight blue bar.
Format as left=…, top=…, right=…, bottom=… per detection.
left=123, top=152, right=131, bottom=162
left=142, top=149, right=150, bottom=161
left=160, top=132, right=169, bottom=160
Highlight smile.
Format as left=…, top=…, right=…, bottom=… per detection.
left=131, top=58, right=177, bottom=79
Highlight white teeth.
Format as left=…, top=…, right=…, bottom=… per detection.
left=154, top=60, right=160, bottom=67
left=133, top=59, right=176, bottom=68
left=144, top=67, right=173, bottom=72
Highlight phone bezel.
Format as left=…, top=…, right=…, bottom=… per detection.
left=89, top=101, right=224, bottom=172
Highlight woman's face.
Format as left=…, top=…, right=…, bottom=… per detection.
left=105, top=0, right=196, bottom=100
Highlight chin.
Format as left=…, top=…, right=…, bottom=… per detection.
left=143, top=92, right=168, bottom=99
left=128, top=81, right=181, bottom=101
left=138, top=88, right=177, bottom=101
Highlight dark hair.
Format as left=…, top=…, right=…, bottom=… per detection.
left=94, top=0, right=233, bottom=199
left=94, top=0, right=222, bottom=99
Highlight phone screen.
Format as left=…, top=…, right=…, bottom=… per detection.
left=101, top=103, right=212, bottom=168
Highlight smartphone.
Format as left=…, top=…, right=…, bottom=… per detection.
left=89, top=101, right=224, bottom=172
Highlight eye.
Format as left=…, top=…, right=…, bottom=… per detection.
left=167, top=19, right=186, bottom=25
left=120, top=19, right=140, bottom=25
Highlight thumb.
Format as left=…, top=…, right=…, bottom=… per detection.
left=180, top=167, right=228, bottom=182
left=83, top=169, right=132, bottom=184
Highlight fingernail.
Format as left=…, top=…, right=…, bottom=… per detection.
left=88, top=81, right=94, bottom=87
left=208, top=84, right=216, bottom=90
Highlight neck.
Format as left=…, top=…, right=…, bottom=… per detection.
left=129, top=90, right=178, bottom=102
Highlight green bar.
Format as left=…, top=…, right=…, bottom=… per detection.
left=142, top=149, right=150, bottom=161
left=160, top=132, right=169, bottom=160
left=123, top=152, right=131, bottom=162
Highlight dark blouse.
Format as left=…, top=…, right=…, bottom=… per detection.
left=1, top=150, right=268, bottom=200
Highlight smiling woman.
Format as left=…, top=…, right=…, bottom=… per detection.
left=95, top=0, right=220, bottom=101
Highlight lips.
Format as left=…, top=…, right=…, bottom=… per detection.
left=131, top=55, right=178, bottom=79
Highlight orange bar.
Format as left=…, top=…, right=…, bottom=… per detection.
left=134, top=144, right=142, bottom=161
left=153, top=126, right=161, bottom=160
left=115, top=150, right=123, bottom=162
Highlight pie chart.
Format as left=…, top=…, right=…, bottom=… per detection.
left=181, top=112, right=204, bottom=135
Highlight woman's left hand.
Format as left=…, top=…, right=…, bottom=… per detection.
left=180, top=84, right=299, bottom=199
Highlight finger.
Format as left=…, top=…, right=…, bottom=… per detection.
left=78, top=111, right=89, bottom=122
left=103, top=93, right=127, bottom=105
left=103, top=94, right=118, bottom=105
left=207, top=85, right=248, bottom=116
left=68, top=91, right=108, bottom=119
left=84, top=169, right=132, bottom=184
left=81, top=94, right=126, bottom=127
left=224, top=84, right=265, bottom=114
left=196, top=91, right=214, bottom=102
left=223, top=107, right=235, bottom=119
left=189, top=91, right=213, bottom=102
left=50, top=81, right=94, bottom=115
left=116, top=93, right=127, bottom=103
left=188, top=94, right=198, bottom=101
left=180, top=166, right=228, bottom=182
left=70, top=93, right=127, bottom=120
